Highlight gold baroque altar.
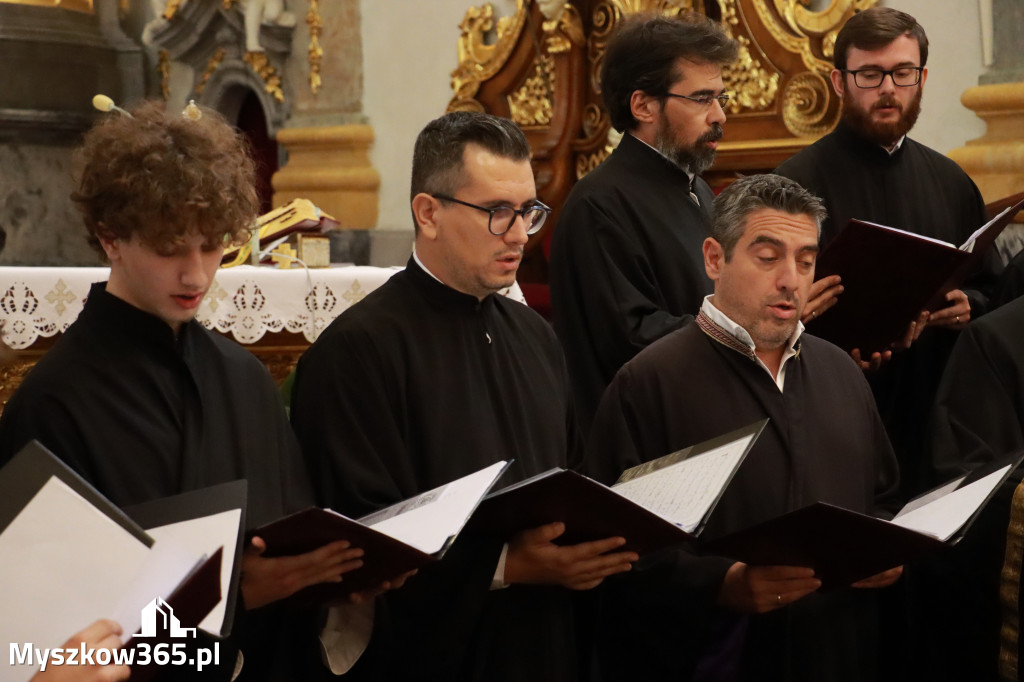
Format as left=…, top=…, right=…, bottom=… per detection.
left=445, top=0, right=876, bottom=283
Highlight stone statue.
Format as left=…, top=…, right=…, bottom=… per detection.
left=242, top=0, right=296, bottom=53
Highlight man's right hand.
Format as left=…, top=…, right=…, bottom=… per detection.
left=503, top=522, right=638, bottom=591
left=717, top=562, right=821, bottom=614
left=800, top=275, right=843, bottom=324
left=31, top=619, right=129, bottom=682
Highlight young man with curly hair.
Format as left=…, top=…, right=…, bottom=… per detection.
left=0, top=101, right=362, bottom=681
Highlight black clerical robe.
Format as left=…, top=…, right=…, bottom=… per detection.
left=549, top=132, right=714, bottom=431
left=588, top=312, right=900, bottom=682
left=0, top=282, right=323, bottom=682
left=290, top=258, right=585, bottom=682
left=776, top=121, right=996, bottom=501
left=915, top=297, right=1024, bottom=681
left=994, top=247, right=1024, bottom=309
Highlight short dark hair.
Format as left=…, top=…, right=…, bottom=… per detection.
left=712, top=175, right=826, bottom=259
left=72, top=100, right=258, bottom=256
left=601, top=13, right=738, bottom=133
left=834, top=7, right=929, bottom=70
left=409, top=111, right=531, bottom=232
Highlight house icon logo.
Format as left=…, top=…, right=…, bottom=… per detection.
left=136, top=598, right=197, bottom=638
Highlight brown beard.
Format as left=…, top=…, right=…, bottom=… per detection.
left=841, top=87, right=922, bottom=148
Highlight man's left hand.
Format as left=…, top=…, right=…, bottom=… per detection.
left=241, top=537, right=365, bottom=610
left=926, top=290, right=970, bottom=329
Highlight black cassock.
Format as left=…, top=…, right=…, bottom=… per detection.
left=776, top=120, right=997, bottom=501
left=995, top=247, right=1024, bottom=309
left=549, top=132, right=714, bottom=432
left=290, top=258, right=586, bottom=682
left=588, top=314, right=900, bottom=682
left=916, top=296, right=1024, bottom=681
left=0, top=282, right=324, bottom=682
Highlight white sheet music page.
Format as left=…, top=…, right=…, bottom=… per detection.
left=363, top=461, right=508, bottom=554
left=0, top=477, right=151, bottom=682
left=611, top=435, right=754, bottom=533
left=141, top=509, right=241, bottom=636
left=891, top=465, right=1010, bottom=540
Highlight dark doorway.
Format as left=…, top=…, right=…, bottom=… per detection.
left=234, top=90, right=277, bottom=214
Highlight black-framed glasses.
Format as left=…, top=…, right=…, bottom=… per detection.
left=431, top=194, right=551, bottom=236
left=664, top=92, right=731, bottom=108
left=842, top=66, right=923, bottom=88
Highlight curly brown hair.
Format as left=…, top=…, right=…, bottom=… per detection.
left=72, top=100, right=258, bottom=256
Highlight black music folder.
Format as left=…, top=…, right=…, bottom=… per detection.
left=703, top=451, right=1023, bottom=588
left=254, top=460, right=510, bottom=601
left=0, top=441, right=224, bottom=682
left=124, top=480, right=246, bottom=637
left=809, top=198, right=1024, bottom=353
left=466, top=420, right=768, bottom=555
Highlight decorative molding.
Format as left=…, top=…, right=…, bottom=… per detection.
left=448, top=0, right=530, bottom=112
left=306, top=0, right=323, bottom=94
left=1000, top=478, right=1024, bottom=680
left=158, top=48, right=171, bottom=100
left=243, top=49, right=284, bottom=102
left=195, top=46, right=226, bottom=96
left=781, top=70, right=837, bottom=137
left=0, top=0, right=92, bottom=12
left=508, top=55, right=555, bottom=127
left=162, top=0, right=184, bottom=19
left=542, top=2, right=584, bottom=54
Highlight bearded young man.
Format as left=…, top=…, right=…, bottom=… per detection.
left=775, top=6, right=999, bottom=502
left=548, top=12, right=738, bottom=431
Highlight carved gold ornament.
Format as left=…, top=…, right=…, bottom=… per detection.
left=542, top=2, right=584, bottom=54
left=244, top=50, right=284, bottom=102
left=753, top=0, right=875, bottom=74
left=306, top=0, right=323, bottom=94
left=718, top=0, right=779, bottom=113
left=195, top=47, right=227, bottom=96
left=1000, top=479, right=1024, bottom=680
left=508, top=55, right=555, bottom=127
left=0, top=0, right=92, bottom=12
left=448, top=1, right=529, bottom=112
left=782, top=71, right=837, bottom=137
left=162, top=0, right=184, bottom=19
left=158, top=49, right=171, bottom=100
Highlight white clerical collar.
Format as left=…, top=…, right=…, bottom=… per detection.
left=412, top=246, right=527, bottom=304
left=412, top=247, right=445, bottom=285
left=883, top=135, right=906, bottom=155
left=700, top=295, right=803, bottom=391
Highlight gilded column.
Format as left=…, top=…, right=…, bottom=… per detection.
left=947, top=0, right=1024, bottom=208
left=272, top=0, right=379, bottom=229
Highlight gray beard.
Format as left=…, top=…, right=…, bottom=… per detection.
left=655, top=123, right=722, bottom=175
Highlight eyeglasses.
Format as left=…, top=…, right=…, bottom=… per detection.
left=664, top=92, right=731, bottom=109
left=431, top=194, right=551, bottom=236
left=842, top=67, right=923, bottom=89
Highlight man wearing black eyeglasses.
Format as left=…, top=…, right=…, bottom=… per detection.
left=290, top=111, right=637, bottom=682
left=549, top=13, right=739, bottom=434
left=776, top=7, right=999, bottom=504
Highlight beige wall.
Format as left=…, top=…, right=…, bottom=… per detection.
left=361, top=0, right=988, bottom=231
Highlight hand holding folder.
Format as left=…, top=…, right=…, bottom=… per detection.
left=808, top=198, right=1024, bottom=354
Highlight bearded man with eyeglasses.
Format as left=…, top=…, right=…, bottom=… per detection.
left=549, top=13, right=739, bottom=434
left=290, top=111, right=638, bottom=682
left=776, top=7, right=1001, bottom=504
